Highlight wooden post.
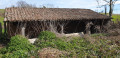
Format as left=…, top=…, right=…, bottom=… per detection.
left=86, top=22, right=93, bottom=35
left=61, top=25, right=64, bottom=34
left=21, top=24, right=26, bottom=36
left=4, top=21, right=7, bottom=36
left=0, top=23, right=2, bottom=39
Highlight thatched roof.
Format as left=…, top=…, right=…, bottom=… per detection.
left=4, top=7, right=111, bottom=22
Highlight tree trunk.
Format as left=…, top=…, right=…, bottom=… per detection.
left=105, top=5, right=107, bottom=15
left=109, top=0, right=112, bottom=17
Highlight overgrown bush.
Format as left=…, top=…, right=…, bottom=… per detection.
left=104, top=21, right=120, bottom=36
left=0, top=33, right=9, bottom=44
left=35, top=31, right=55, bottom=49
left=38, top=31, right=56, bottom=40
left=2, top=50, right=29, bottom=58
left=35, top=34, right=120, bottom=57
left=34, top=37, right=70, bottom=50
left=54, top=39, right=70, bottom=50
left=0, top=35, right=36, bottom=58
left=0, top=48, right=7, bottom=54
left=67, top=37, right=120, bottom=57
left=7, top=35, right=35, bottom=52
left=34, top=39, right=55, bottom=49
left=34, top=31, right=71, bottom=50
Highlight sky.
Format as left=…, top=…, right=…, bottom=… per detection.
left=0, top=0, right=120, bottom=14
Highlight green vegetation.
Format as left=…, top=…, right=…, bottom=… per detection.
left=101, top=13, right=120, bottom=22
left=0, top=9, right=4, bottom=24
left=0, top=16, right=4, bottom=25
left=112, top=14, right=120, bottom=22
left=0, top=31, right=120, bottom=57
left=38, top=31, right=56, bottom=40
left=34, top=31, right=120, bottom=57
left=0, top=35, right=35, bottom=58
left=0, top=9, right=5, bottom=33
left=2, top=50, right=29, bottom=58
left=34, top=31, right=69, bottom=50
left=0, top=9, right=5, bottom=14
left=34, top=36, right=69, bottom=50
left=91, top=33, right=108, bottom=37
left=7, top=35, right=35, bottom=52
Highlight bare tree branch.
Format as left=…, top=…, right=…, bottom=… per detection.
left=16, top=1, right=36, bottom=8
left=96, top=0, right=118, bottom=17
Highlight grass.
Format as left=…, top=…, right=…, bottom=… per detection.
left=101, top=13, right=120, bottom=22
left=112, top=14, right=120, bottom=22
left=0, top=16, right=4, bottom=25
left=91, top=33, right=108, bottom=37
left=0, top=16, right=4, bottom=33
left=0, top=9, right=5, bottom=14
left=0, top=9, right=5, bottom=33
left=0, top=9, right=4, bottom=20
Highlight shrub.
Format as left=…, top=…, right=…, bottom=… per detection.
left=0, top=33, right=9, bottom=44
left=54, top=39, right=70, bottom=50
left=38, top=31, right=56, bottom=40
left=0, top=35, right=36, bottom=58
left=34, top=36, right=70, bottom=50
left=105, top=21, right=120, bottom=36
left=7, top=35, right=34, bottom=52
left=34, top=39, right=56, bottom=49
left=0, top=48, right=7, bottom=54
left=2, top=50, right=29, bottom=58
left=34, top=31, right=57, bottom=49
left=34, top=34, right=120, bottom=57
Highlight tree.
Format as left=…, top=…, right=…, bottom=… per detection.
left=103, top=0, right=118, bottom=17
left=96, top=0, right=118, bottom=17
left=16, top=1, right=36, bottom=8
left=96, top=0, right=107, bottom=15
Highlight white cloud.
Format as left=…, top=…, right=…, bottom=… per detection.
left=53, top=0, right=98, bottom=9
left=116, top=1, right=120, bottom=4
